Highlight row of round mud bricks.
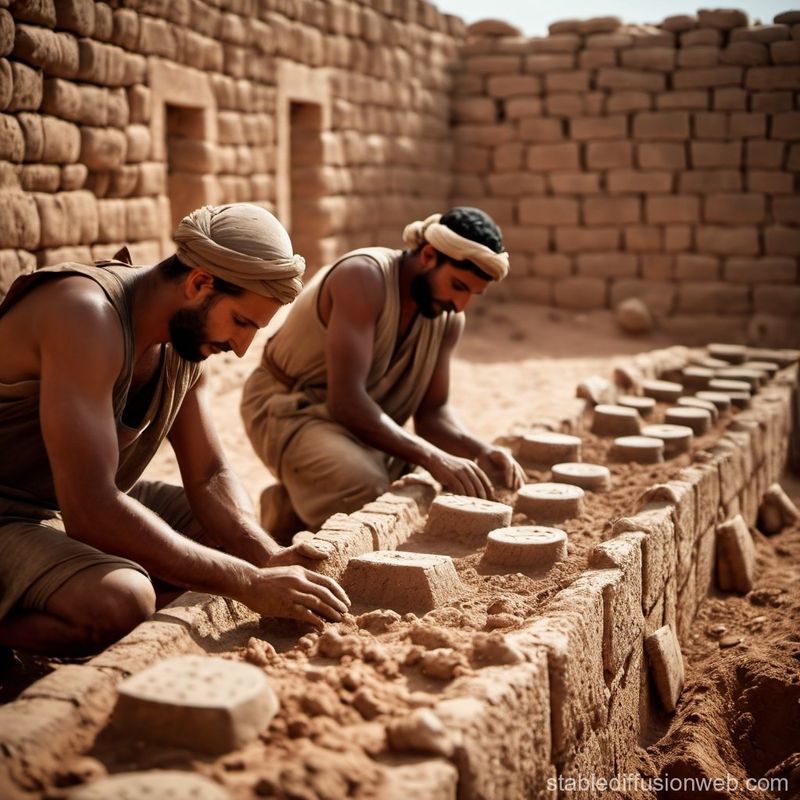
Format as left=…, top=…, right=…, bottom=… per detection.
left=424, top=496, right=572, bottom=572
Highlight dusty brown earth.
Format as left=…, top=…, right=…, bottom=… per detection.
left=2, top=301, right=799, bottom=799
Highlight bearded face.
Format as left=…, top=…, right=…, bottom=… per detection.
left=410, top=266, right=457, bottom=319
left=168, top=295, right=231, bottom=361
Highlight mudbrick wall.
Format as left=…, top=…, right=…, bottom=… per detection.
left=451, top=11, right=800, bottom=346
left=2, top=4, right=800, bottom=345
left=0, top=344, right=796, bottom=799
left=0, top=0, right=461, bottom=284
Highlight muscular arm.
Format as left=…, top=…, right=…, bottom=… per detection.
left=324, top=260, right=493, bottom=497
left=413, top=313, right=489, bottom=459
left=37, top=281, right=350, bottom=627
left=167, top=372, right=281, bottom=566
left=414, top=313, right=526, bottom=492
left=324, top=258, right=438, bottom=469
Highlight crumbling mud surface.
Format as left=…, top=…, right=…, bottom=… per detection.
left=35, top=412, right=769, bottom=800
left=2, top=310, right=799, bottom=800
left=635, top=520, right=800, bottom=800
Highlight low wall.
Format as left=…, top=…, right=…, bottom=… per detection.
left=451, top=10, right=800, bottom=347
left=0, top=345, right=796, bottom=799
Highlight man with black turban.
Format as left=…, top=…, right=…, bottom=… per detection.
left=0, top=203, right=349, bottom=657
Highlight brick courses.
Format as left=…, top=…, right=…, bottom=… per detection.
left=0, top=3, right=798, bottom=330
left=449, top=10, right=799, bottom=343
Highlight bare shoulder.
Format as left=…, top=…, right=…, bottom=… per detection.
left=326, top=254, right=385, bottom=305
left=320, top=254, right=386, bottom=325
left=35, top=276, right=125, bottom=369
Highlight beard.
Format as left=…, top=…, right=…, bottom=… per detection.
left=168, top=297, right=215, bottom=362
left=410, top=270, right=455, bottom=319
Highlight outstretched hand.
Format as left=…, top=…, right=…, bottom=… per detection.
left=477, top=447, right=526, bottom=491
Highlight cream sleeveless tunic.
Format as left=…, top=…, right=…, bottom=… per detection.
left=240, top=247, right=458, bottom=479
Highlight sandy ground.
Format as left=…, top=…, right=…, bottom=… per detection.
left=140, top=300, right=677, bottom=504
left=3, top=301, right=799, bottom=799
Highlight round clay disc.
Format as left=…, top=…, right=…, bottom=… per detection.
left=690, top=356, right=729, bottom=370
left=609, top=435, right=664, bottom=463
left=708, top=343, right=746, bottom=364
left=551, top=462, right=612, bottom=492
left=514, top=482, right=584, bottom=523
left=696, top=390, right=732, bottom=411
left=664, top=406, right=712, bottom=435
left=715, top=368, right=764, bottom=389
left=677, top=395, right=719, bottom=422
left=590, top=404, right=642, bottom=437
left=741, top=360, right=778, bottom=377
left=484, top=525, right=568, bottom=569
left=680, top=366, right=714, bottom=390
left=518, top=432, right=582, bottom=468
left=708, top=378, right=751, bottom=394
left=641, top=379, right=683, bottom=402
left=727, top=391, right=751, bottom=409
left=641, top=423, right=694, bottom=456
left=617, top=395, right=656, bottom=417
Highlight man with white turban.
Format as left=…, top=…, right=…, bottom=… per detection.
left=0, top=203, right=349, bottom=657
left=241, top=206, right=526, bottom=539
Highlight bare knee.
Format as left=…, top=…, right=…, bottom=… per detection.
left=58, top=569, right=156, bottom=648
left=93, top=570, right=156, bottom=643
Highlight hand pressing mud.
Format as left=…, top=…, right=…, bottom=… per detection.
left=268, top=538, right=331, bottom=566
left=477, top=446, right=526, bottom=491
left=239, top=565, right=350, bottom=630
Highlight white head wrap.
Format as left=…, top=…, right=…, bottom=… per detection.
left=173, top=203, right=305, bottom=304
left=401, top=212, right=509, bottom=281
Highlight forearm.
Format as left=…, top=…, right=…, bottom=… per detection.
left=330, top=395, right=441, bottom=470
left=63, top=491, right=258, bottom=601
left=415, top=405, right=490, bottom=460
left=184, top=466, right=280, bottom=565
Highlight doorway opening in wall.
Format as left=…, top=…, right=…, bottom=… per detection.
left=288, top=101, right=325, bottom=276
left=165, top=104, right=211, bottom=235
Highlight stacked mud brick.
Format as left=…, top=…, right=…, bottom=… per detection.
left=452, top=10, right=800, bottom=346
left=0, top=0, right=462, bottom=295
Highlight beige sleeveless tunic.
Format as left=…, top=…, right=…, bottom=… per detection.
left=241, top=247, right=457, bottom=480
left=0, top=257, right=202, bottom=514
left=0, top=257, right=202, bottom=617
